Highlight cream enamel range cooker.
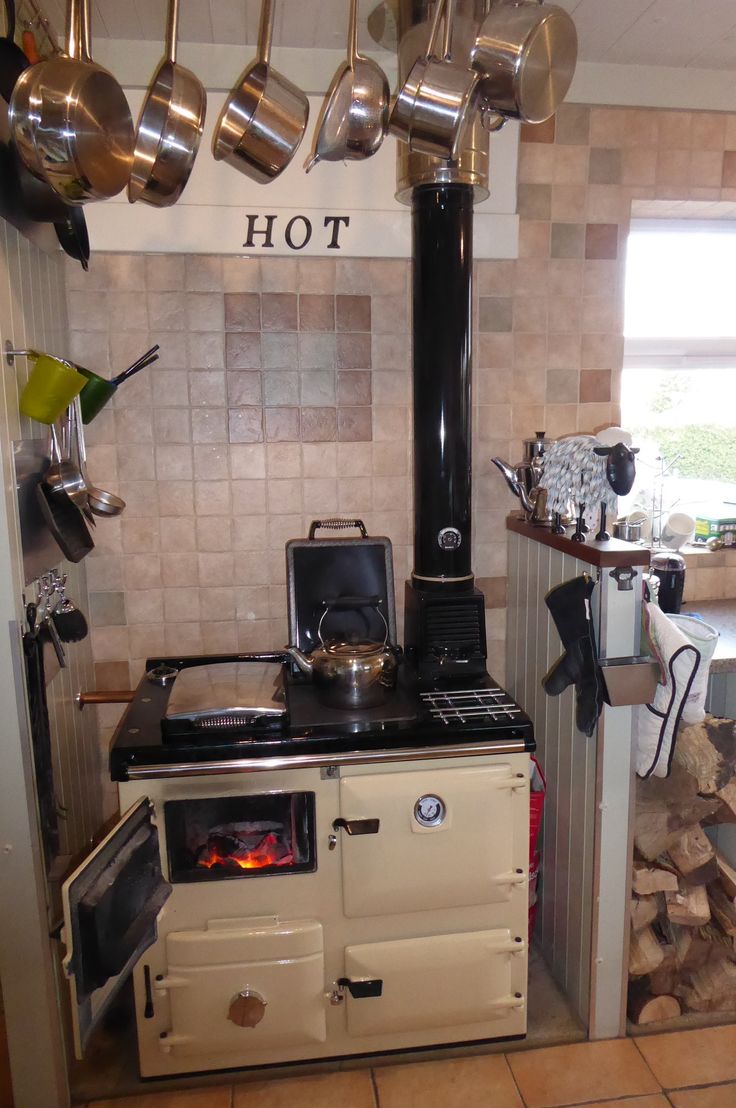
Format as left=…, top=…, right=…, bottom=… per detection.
left=61, top=653, right=533, bottom=1078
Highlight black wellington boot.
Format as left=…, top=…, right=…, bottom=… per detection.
left=542, top=574, right=604, bottom=737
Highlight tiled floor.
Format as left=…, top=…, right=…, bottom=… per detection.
left=79, top=1025, right=736, bottom=1108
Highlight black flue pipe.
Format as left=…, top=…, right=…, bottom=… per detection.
left=411, top=183, right=474, bottom=589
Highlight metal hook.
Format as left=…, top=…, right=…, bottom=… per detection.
left=4, top=343, right=32, bottom=367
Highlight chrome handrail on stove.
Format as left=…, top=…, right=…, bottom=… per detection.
left=124, top=738, right=530, bottom=779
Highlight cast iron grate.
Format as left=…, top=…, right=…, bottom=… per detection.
left=420, top=687, right=523, bottom=726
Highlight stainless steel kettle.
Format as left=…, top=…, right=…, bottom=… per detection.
left=286, top=597, right=398, bottom=710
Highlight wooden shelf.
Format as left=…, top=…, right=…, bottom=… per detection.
left=506, top=514, right=651, bottom=569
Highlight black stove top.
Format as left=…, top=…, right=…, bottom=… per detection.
left=109, top=654, right=534, bottom=780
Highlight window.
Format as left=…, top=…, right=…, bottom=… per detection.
left=621, top=221, right=736, bottom=530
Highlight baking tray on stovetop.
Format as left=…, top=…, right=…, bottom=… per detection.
left=286, top=518, right=397, bottom=658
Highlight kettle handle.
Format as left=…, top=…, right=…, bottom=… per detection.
left=317, top=597, right=389, bottom=649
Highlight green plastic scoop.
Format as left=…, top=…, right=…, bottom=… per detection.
left=77, top=345, right=160, bottom=423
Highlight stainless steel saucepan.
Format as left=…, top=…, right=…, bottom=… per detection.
left=212, top=0, right=309, bottom=183
left=471, top=0, right=578, bottom=125
left=389, top=0, right=479, bottom=162
left=9, top=0, right=134, bottom=202
left=128, top=0, right=207, bottom=207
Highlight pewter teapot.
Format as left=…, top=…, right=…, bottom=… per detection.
left=286, top=596, right=398, bottom=710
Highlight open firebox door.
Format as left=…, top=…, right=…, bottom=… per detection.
left=61, top=799, right=172, bottom=1057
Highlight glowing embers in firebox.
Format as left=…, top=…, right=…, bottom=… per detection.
left=164, top=791, right=316, bottom=882
left=196, top=824, right=294, bottom=871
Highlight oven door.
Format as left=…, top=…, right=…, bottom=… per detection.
left=337, top=763, right=527, bottom=917
left=61, top=798, right=172, bottom=1057
left=341, top=929, right=526, bottom=1037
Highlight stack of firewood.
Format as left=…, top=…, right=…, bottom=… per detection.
left=629, top=715, right=736, bottom=1025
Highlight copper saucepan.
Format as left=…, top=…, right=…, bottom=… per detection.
left=212, top=0, right=309, bottom=184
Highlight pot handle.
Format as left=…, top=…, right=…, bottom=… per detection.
left=308, top=518, right=367, bottom=539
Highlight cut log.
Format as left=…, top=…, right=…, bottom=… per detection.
left=635, top=763, right=721, bottom=861
left=670, top=923, right=712, bottom=971
left=665, top=884, right=711, bottom=927
left=648, top=962, right=678, bottom=996
left=715, top=850, right=736, bottom=900
left=679, top=956, right=736, bottom=1012
left=628, top=991, right=681, bottom=1025
left=673, top=717, right=736, bottom=795
left=715, top=782, right=736, bottom=821
left=629, top=925, right=665, bottom=977
left=668, top=825, right=716, bottom=878
left=708, top=885, right=736, bottom=938
left=630, top=894, right=659, bottom=931
left=633, top=861, right=679, bottom=895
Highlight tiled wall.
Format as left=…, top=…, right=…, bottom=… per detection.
left=0, top=222, right=100, bottom=848
left=66, top=255, right=416, bottom=756
left=68, top=101, right=736, bottom=774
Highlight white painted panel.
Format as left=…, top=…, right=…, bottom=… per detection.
left=571, top=0, right=657, bottom=62
left=85, top=91, right=519, bottom=258
left=604, top=0, right=736, bottom=67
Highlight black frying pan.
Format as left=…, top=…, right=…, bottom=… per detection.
left=54, top=208, right=90, bottom=270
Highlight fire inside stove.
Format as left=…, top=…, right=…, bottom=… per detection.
left=164, top=792, right=316, bottom=883
left=197, top=824, right=294, bottom=871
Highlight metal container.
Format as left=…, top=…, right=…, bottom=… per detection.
left=10, top=0, right=133, bottom=203
left=394, top=1, right=489, bottom=203
left=390, top=0, right=479, bottom=161
left=612, top=519, right=643, bottom=543
left=212, top=0, right=309, bottom=183
left=128, top=0, right=207, bottom=207
left=286, top=599, right=398, bottom=710
left=471, top=1, right=578, bottom=124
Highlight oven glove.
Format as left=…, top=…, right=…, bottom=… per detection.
left=541, top=574, right=604, bottom=738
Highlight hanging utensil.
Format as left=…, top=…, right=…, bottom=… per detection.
left=128, top=0, right=206, bottom=207
left=76, top=344, right=159, bottom=424
left=305, top=0, right=389, bottom=172
left=212, top=0, right=309, bottom=184
left=72, top=396, right=125, bottom=517
left=44, top=420, right=89, bottom=512
left=389, top=0, right=478, bottom=161
left=54, top=207, right=90, bottom=270
left=471, top=0, right=578, bottom=124
left=9, top=0, right=134, bottom=203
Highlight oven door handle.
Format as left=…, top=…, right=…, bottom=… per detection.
left=337, top=977, right=383, bottom=999
left=332, top=817, right=380, bottom=836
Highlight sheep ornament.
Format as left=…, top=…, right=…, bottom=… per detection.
left=542, top=435, right=639, bottom=542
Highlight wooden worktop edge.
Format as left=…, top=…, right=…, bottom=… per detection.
left=506, top=515, right=651, bottom=569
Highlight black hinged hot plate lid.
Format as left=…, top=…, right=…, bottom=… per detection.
left=286, top=519, right=397, bottom=656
